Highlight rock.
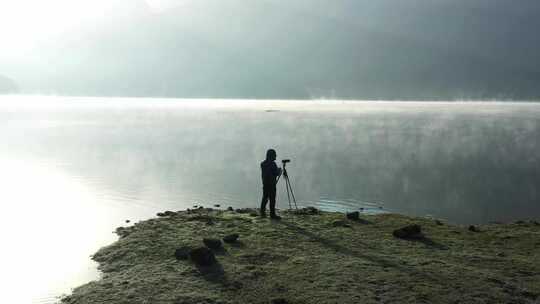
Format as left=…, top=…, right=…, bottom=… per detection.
left=533, top=221, right=540, bottom=226
left=125, top=220, right=130, bottom=223
left=189, top=247, right=217, bottom=266
left=115, top=227, right=130, bottom=238
left=214, top=204, right=221, bottom=208
left=227, top=206, right=234, bottom=211
left=469, top=225, right=479, bottom=232
left=346, top=211, right=360, bottom=221
left=515, top=220, right=526, bottom=225
left=203, top=238, right=222, bottom=249
left=174, top=247, right=190, bottom=260
left=332, top=220, right=351, bottom=228
left=157, top=211, right=176, bottom=217
left=271, top=298, right=288, bottom=304
left=497, top=252, right=507, bottom=257
left=193, top=205, right=198, bottom=208
left=435, top=220, right=444, bottom=226
left=223, top=233, right=239, bottom=243
left=294, top=207, right=320, bottom=215
left=393, top=224, right=422, bottom=239
left=235, top=208, right=253, bottom=214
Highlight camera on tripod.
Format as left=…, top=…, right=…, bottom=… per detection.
left=276, top=158, right=297, bottom=210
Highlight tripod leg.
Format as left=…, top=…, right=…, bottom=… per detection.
left=284, top=176, right=292, bottom=209
left=286, top=177, right=298, bottom=210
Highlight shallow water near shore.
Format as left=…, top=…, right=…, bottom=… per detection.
left=0, top=96, right=539, bottom=303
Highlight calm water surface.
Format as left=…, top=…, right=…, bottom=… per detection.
left=1, top=96, right=539, bottom=303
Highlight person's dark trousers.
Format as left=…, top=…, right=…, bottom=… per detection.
left=260, top=185, right=277, bottom=216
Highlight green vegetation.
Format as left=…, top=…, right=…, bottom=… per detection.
left=61, top=208, right=540, bottom=303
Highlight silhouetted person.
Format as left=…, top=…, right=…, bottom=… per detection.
left=260, top=149, right=282, bottom=219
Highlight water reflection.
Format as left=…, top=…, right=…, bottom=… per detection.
left=0, top=97, right=539, bottom=302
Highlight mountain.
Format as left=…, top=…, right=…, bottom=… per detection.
left=2, top=0, right=540, bottom=100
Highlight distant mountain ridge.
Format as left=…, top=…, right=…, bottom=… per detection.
left=2, top=0, right=540, bottom=100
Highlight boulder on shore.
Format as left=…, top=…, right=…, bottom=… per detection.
left=174, top=247, right=191, bottom=260
left=157, top=211, right=176, bottom=217
left=393, top=224, right=422, bottom=239
left=469, top=225, right=480, bottom=232
left=189, top=247, right=216, bottom=266
left=346, top=211, right=360, bottom=221
left=203, top=238, right=222, bottom=249
left=223, top=233, right=239, bottom=243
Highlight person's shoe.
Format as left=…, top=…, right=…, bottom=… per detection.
left=260, top=211, right=267, bottom=218
left=270, top=214, right=281, bottom=220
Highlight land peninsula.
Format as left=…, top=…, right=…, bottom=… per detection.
left=61, top=208, right=540, bottom=304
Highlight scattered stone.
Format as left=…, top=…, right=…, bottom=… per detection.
left=223, top=233, right=239, bottom=243
left=249, top=212, right=259, bottom=217
left=157, top=211, right=176, bottom=217
left=174, top=247, right=191, bottom=260
left=332, top=220, right=351, bottom=228
left=435, top=220, right=444, bottom=226
left=227, top=206, right=234, bottom=211
left=198, top=206, right=204, bottom=210
left=203, top=238, right=222, bottom=250
left=189, top=247, right=217, bottom=266
left=393, top=224, right=422, bottom=239
left=346, top=211, right=360, bottom=221
left=292, top=207, right=320, bottom=215
left=469, top=225, right=480, bottom=232
left=303, top=206, right=320, bottom=215
left=533, top=221, right=540, bottom=226
left=497, top=252, right=507, bottom=257
left=125, top=220, right=130, bottom=223
left=115, top=227, right=131, bottom=238
left=235, top=208, right=253, bottom=214
left=271, top=298, right=288, bottom=304
left=214, top=204, right=221, bottom=208
left=193, top=205, right=198, bottom=208
left=360, top=207, right=365, bottom=211
left=515, top=220, right=526, bottom=225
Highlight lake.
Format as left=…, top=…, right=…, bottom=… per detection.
left=0, top=96, right=539, bottom=303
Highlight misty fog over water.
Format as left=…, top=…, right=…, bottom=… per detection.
left=1, top=96, right=540, bottom=303
left=2, top=97, right=538, bottom=224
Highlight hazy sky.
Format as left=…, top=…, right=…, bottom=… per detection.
left=1, top=0, right=540, bottom=100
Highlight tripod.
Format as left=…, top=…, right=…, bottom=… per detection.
left=276, top=161, right=298, bottom=210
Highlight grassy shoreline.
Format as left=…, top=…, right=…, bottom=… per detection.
left=61, top=208, right=540, bottom=304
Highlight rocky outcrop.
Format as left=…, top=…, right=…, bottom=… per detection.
left=393, top=224, right=423, bottom=239
left=189, top=247, right=217, bottom=266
